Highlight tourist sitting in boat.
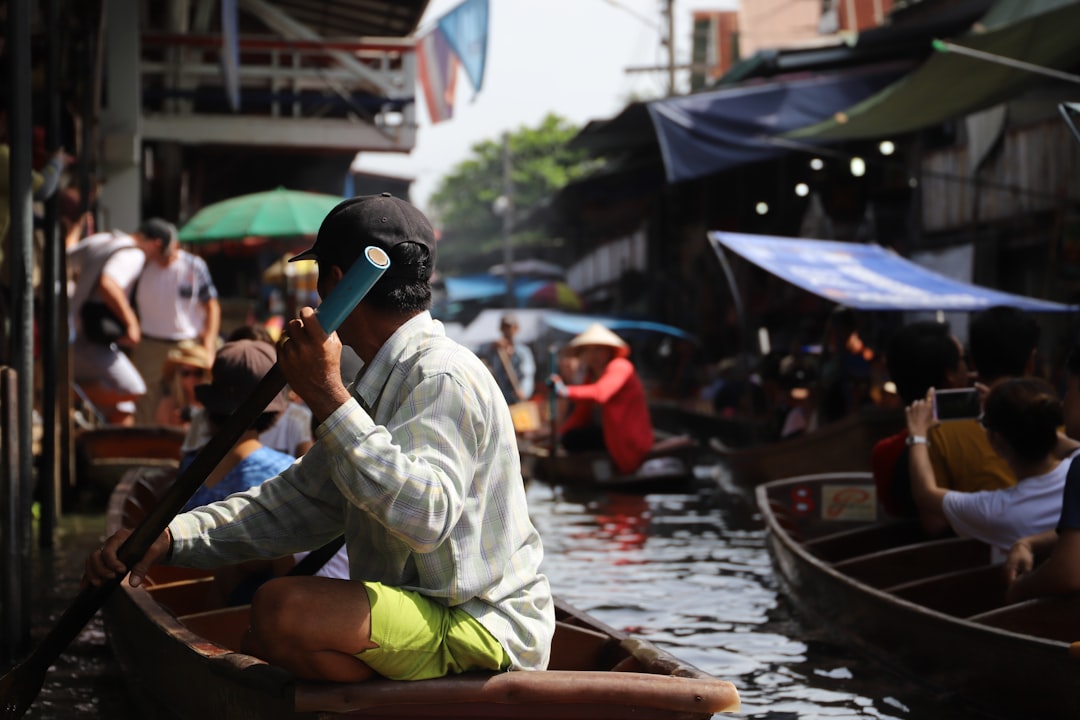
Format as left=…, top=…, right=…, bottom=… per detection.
left=153, top=339, right=211, bottom=431
left=878, top=307, right=1044, bottom=525
left=905, top=378, right=1076, bottom=559
left=179, top=339, right=294, bottom=511
left=817, top=306, right=876, bottom=424
left=180, top=324, right=315, bottom=459
left=1004, top=345, right=1080, bottom=603
left=85, top=193, right=554, bottom=683
left=550, top=322, right=654, bottom=475
left=872, top=320, right=972, bottom=518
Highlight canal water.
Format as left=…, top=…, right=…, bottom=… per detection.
left=18, top=460, right=998, bottom=719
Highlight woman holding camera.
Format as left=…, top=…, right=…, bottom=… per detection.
left=905, top=378, right=1076, bottom=559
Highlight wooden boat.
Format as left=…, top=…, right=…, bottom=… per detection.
left=757, top=472, right=1080, bottom=720
left=72, top=425, right=185, bottom=506
left=648, top=398, right=764, bottom=448
left=103, top=466, right=740, bottom=720
left=711, top=405, right=903, bottom=488
left=518, top=435, right=699, bottom=492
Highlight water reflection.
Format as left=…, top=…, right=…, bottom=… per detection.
left=527, top=465, right=995, bottom=720
left=23, top=514, right=136, bottom=720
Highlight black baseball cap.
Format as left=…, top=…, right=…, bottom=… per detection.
left=136, top=217, right=177, bottom=245
left=289, top=193, right=436, bottom=280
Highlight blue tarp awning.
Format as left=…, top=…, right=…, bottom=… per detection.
left=447, top=308, right=698, bottom=350
left=646, top=63, right=908, bottom=184
left=709, top=232, right=1076, bottom=313
left=443, top=275, right=565, bottom=303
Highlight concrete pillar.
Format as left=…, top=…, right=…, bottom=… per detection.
left=99, top=0, right=142, bottom=231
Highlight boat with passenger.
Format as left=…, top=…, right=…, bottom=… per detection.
left=102, top=465, right=741, bottom=720
left=757, top=471, right=1080, bottom=720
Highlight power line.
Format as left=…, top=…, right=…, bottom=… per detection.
left=600, top=0, right=664, bottom=34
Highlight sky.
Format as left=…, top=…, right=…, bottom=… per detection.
left=352, top=0, right=738, bottom=212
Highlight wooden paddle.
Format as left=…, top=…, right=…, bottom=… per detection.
left=0, top=246, right=390, bottom=720
left=547, top=344, right=560, bottom=484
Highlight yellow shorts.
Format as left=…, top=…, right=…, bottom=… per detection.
left=358, top=582, right=511, bottom=681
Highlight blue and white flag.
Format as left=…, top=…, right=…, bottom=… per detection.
left=437, top=0, right=489, bottom=95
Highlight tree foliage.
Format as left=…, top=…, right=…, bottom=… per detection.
left=427, top=113, right=597, bottom=273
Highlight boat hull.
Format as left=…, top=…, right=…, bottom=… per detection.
left=716, top=406, right=903, bottom=488
left=103, top=467, right=740, bottom=719
left=519, top=437, right=698, bottom=492
left=757, top=473, right=1080, bottom=719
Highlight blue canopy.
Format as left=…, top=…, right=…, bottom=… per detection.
left=443, top=275, right=567, bottom=303
left=542, top=313, right=698, bottom=344
left=710, top=232, right=1076, bottom=313
left=646, top=64, right=906, bottom=184
left=448, top=308, right=698, bottom=351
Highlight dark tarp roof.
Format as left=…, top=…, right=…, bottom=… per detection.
left=788, top=0, right=1080, bottom=141
left=719, top=0, right=994, bottom=86
left=646, top=63, right=908, bottom=184
left=709, top=231, right=1076, bottom=312
left=268, top=0, right=430, bottom=38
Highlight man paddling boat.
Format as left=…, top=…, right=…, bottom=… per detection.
left=84, top=193, right=555, bottom=682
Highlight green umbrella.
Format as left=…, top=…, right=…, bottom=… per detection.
left=178, top=187, right=343, bottom=242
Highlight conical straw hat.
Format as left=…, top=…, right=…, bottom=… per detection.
left=567, top=323, right=630, bottom=358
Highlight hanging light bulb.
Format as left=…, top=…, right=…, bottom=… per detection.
left=795, top=183, right=809, bottom=197
left=755, top=201, right=769, bottom=215
left=850, top=157, right=866, bottom=177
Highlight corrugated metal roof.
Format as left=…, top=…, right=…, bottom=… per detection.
left=268, top=0, right=430, bottom=38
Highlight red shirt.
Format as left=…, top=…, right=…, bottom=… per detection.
left=560, top=357, right=654, bottom=474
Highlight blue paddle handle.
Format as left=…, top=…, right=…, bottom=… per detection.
left=315, top=245, right=391, bottom=333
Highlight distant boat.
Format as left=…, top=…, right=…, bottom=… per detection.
left=103, top=466, right=741, bottom=720
left=519, top=435, right=699, bottom=492
left=757, top=471, right=1080, bottom=720
left=710, top=406, right=904, bottom=489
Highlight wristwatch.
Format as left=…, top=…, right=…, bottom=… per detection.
left=906, top=435, right=929, bottom=447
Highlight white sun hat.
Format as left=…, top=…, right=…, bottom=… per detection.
left=567, top=323, right=630, bottom=358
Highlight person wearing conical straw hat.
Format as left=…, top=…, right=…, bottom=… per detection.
left=550, top=323, right=654, bottom=475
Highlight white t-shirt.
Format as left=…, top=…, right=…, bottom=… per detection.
left=943, top=451, right=1077, bottom=558
left=135, top=249, right=217, bottom=340
left=258, top=401, right=313, bottom=455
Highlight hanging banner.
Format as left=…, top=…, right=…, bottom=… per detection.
left=437, top=0, right=489, bottom=95
left=416, top=27, right=459, bottom=124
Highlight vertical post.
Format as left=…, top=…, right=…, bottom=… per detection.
left=501, top=132, right=514, bottom=307
left=1, top=369, right=23, bottom=663
left=665, top=0, right=676, bottom=96
left=714, top=244, right=759, bottom=445
left=8, top=0, right=35, bottom=660
left=547, top=345, right=559, bottom=483
left=40, top=0, right=65, bottom=543
left=845, top=0, right=858, bottom=30
left=99, top=0, right=142, bottom=232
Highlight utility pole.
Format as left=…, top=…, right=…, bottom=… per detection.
left=501, top=132, right=515, bottom=307
left=665, top=0, right=676, bottom=96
